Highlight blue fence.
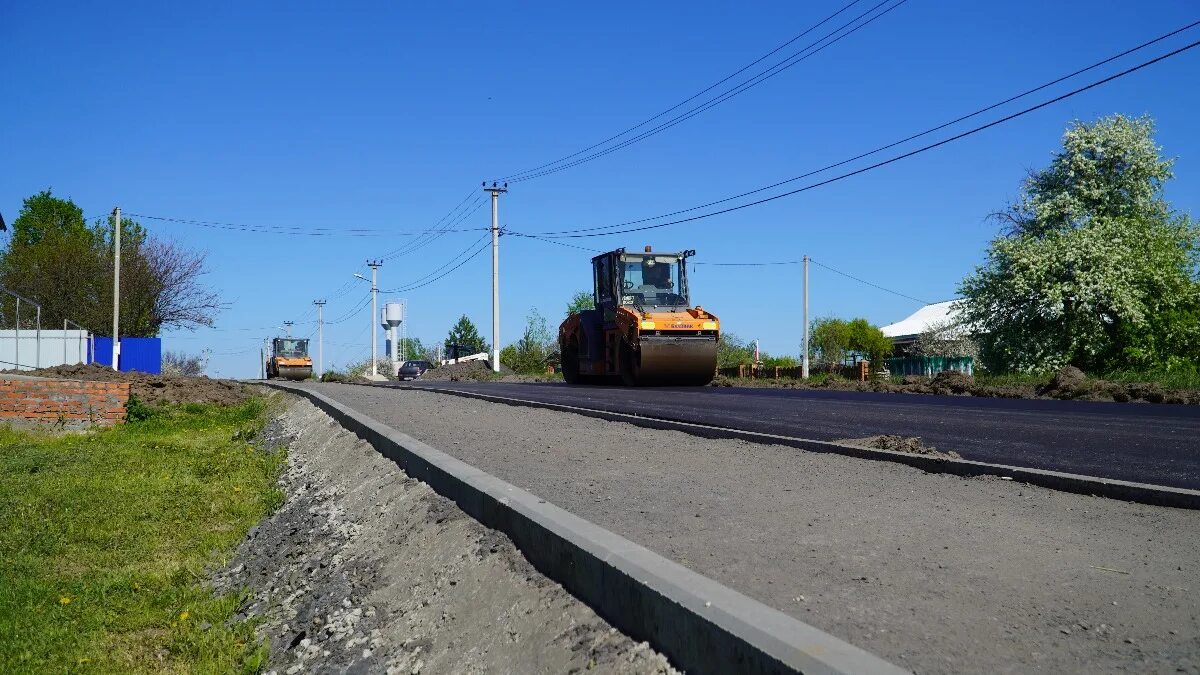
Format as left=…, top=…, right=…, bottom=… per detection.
left=92, top=337, right=162, bottom=374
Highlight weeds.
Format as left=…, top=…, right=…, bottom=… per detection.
left=0, top=398, right=284, bottom=673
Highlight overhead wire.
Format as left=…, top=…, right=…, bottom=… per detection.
left=498, top=0, right=868, bottom=182
left=382, top=235, right=494, bottom=294
left=521, top=21, right=1200, bottom=239
left=501, top=0, right=906, bottom=184
left=513, top=37, right=1200, bottom=240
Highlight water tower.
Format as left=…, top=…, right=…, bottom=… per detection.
left=382, top=302, right=404, bottom=374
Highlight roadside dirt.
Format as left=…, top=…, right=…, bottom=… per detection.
left=837, top=435, right=962, bottom=459
left=713, top=367, right=1200, bottom=405
left=213, top=391, right=675, bottom=674
left=312, top=383, right=1200, bottom=675
left=418, top=360, right=517, bottom=382
left=10, top=363, right=247, bottom=406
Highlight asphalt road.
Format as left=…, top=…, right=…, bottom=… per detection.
left=400, top=381, right=1200, bottom=490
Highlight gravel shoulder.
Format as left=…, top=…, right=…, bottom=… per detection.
left=215, top=391, right=675, bottom=674
left=306, top=382, right=1200, bottom=675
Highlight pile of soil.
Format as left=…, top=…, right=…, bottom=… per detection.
left=838, top=434, right=962, bottom=459
left=716, top=366, right=1200, bottom=405
left=419, top=360, right=513, bottom=382
left=12, top=363, right=247, bottom=406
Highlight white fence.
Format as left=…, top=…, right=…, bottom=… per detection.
left=0, top=329, right=92, bottom=371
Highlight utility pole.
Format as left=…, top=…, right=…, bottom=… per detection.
left=261, top=338, right=268, bottom=379
left=367, top=260, right=383, bottom=380
left=313, top=299, right=326, bottom=379
left=484, top=181, right=507, bottom=372
left=111, top=206, right=121, bottom=371
left=283, top=320, right=294, bottom=337
left=802, top=254, right=810, bottom=379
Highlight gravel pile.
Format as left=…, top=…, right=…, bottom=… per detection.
left=212, top=392, right=675, bottom=674
left=419, top=360, right=512, bottom=381
left=11, top=363, right=246, bottom=406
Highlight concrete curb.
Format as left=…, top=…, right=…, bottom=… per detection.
left=265, top=381, right=908, bottom=675
left=401, top=383, right=1200, bottom=511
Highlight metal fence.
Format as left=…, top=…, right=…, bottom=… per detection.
left=0, top=287, right=94, bottom=371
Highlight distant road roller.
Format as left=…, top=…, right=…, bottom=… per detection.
left=265, top=337, right=313, bottom=380
left=558, top=246, right=718, bottom=386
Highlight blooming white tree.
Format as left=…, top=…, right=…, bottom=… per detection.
left=958, top=115, right=1200, bottom=372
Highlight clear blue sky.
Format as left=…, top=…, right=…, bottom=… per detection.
left=3, top=1, right=1198, bottom=378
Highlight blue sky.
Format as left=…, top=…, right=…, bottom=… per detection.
left=3, top=1, right=1198, bottom=377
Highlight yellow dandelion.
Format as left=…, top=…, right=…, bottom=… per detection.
left=179, top=610, right=189, bottom=621
left=233, top=486, right=242, bottom=493
left=132, top=582, right=141, bottom=590
left=77, top=658, right=91, bottom=664
left=59, top=596, right=72, bottom=605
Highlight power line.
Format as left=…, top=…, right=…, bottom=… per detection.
left=517, top=37, right=1200, bottom=239
left=381, top=195, right=487, bottom=261
left=126, top=212, right=486, bottom=237
left=503, top=0, right=906, bottom=184
left=809, top=258, right=928, bottom=304
left=384, top=237, right=494, bottom=294
left=380, top=232, right=491, bottom=291
left=498, top=0, right=868, bottom=182
left=524, top=21, right=1200, bottom=239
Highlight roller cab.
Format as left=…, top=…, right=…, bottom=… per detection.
left=559, top=247, right=718, bottom=386
left=266, top=337, right=313, bottom=380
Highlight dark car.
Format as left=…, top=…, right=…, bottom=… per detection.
left=397, top=360, right=434, bottom=381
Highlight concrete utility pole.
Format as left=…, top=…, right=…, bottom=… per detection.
left=314, top=299, right=326, bottom=379
left=283, top=320, right=294, bottom=337
left=367, top=260, right=383, bottom=380
left=111, top=206, right=121, bottom=371
left=261, top=338, right=268, bottom=379
left=484, top=181, right=507, bottom=372
left=802, top=254, right=810, bottom=379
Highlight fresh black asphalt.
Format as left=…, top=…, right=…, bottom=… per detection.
left=400, top=381, right=1200, bottom=490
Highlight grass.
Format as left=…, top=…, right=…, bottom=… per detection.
left=0, top=398, right=285, bottom=674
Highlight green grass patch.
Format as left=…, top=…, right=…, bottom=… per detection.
left=0, top=398, right=285, bottom=674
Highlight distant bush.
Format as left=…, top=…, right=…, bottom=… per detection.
left=162, top=351, right=205, bottom=377
left=320, top=371, right=351, bottom=383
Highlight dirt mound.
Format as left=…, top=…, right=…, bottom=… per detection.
left=12, top=363, right=246, bottom=406
left=1038, top=366, right=1088, bottom=398
left=929, top=370, right=975, bottom=395
left=838, top=434, right=962, bottom=459
left=419, top=360, right=513, bottom=382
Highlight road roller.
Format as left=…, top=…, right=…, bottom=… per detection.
left=265, top=337, right=313, bottom=380
left=559, top=246, right=718, bottom=386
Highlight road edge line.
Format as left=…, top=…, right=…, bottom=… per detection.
left=400, top=383, right=1200, bottom=511
left=265, top=381, right=908, bottom=675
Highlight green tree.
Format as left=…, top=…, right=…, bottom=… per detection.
left=444, top=315, right=488, bottom=355
left=397, top=337, right=427, bottom=361
left=0, top=190, right=220, bottom=336
left=958, top=115, right=1200, bottom=372
left=501, top=308, right=554, bottom=373
left=716, top=332, right=755, bottom=368
left=810, top=317, right=852, bottom=366
left=566, top=290, right=594, bottom=316
left=810, top=317, right=891, bottom=367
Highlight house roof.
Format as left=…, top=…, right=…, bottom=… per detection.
left=880, top=300, right=960, bottom=339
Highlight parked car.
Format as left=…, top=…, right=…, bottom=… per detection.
left=397, top=360, right=434, bottom=381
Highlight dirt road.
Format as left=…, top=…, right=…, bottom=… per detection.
left=302, top=382, right=1200, bottom=675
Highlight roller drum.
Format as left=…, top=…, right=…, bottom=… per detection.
left=630, top=335, right=717, bottom=386
left=277, top=365, right=313, bottom=381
